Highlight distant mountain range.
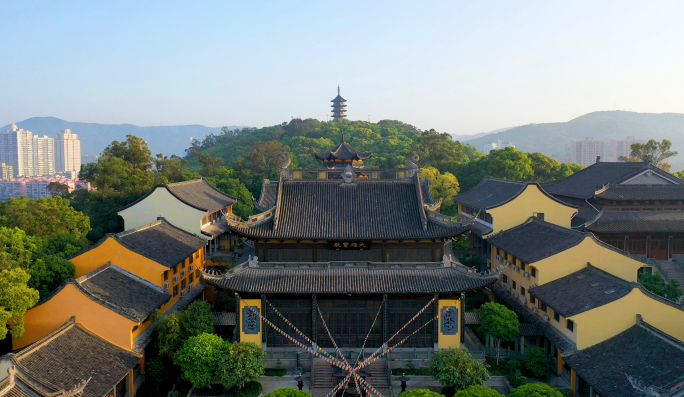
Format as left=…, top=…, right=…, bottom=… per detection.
left=463, top=111, right=684, bottom=171
left=450, top=127, right=512, bottom=142
left=1, top=117, right=240, bottom=157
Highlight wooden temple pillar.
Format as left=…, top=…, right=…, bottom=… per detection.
left=460, top=292, right=465, bottom=344
left=382, top=294, right=388, bottom=344
left=312, top=294, right=317, bottom=344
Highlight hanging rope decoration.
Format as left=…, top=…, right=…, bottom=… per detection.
left=354, top=301, right=384, bottom=365
left=244, top=298, right=459, bottom=397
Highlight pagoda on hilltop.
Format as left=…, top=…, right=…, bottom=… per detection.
left=330, top=85, right=347, bottom=119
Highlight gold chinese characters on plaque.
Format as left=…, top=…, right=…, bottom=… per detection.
left=328, top=241, right=372, bottom=250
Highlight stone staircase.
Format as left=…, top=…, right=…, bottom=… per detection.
left=659, top=261, right=684, bottom=286
left=312, top=357, right=391, bottom=397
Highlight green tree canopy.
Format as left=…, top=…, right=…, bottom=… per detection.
left=207, top=167, right=255, bottom=219
left=174, top=333, right=230, bottom=388
left=479, top=302, right=519, bottom=364
left=429, top=348, right=490, bottom=390
left=508, top=384, right=564, bottom=397
left=522, top=347, right=549, bottom=378
left=0, top=196, right=91, bottom=239
left=181, top=301, right=215, bottom=340
left=154, top=311, right=184, bottom=360
left=419, top=167, right=461, bottom=215
left=0, top=268, right=40, bottom=339
left=619, top=139, right=678, bottom=172
left=411, top=129, right=471, bottom=169
left=219, top=342, right=266, bottom=388
left=103, top=134, right=153, bottom=171
left=155, top=154, right=201, bottom=183
left=398, top=390, right=445, bottom=397
left=453, top=385, right=504, bottom=397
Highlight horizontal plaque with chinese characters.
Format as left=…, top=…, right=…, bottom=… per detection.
left=329, top=241, right=372, bottom=250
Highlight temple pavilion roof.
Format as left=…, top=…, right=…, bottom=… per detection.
left=119, top=178, right=236, bottom=214
left=229, top=172, right=472, bottom=241
left=1, top=318, right=140, bottom=397
left=585, top=210, right=684, bottom=234
left=314, top=136, right=372, bottom=162
left=202, top=259, right=499, bottom=294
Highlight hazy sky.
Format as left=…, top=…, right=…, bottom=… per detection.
left=2, top=1, right=683, bottom=135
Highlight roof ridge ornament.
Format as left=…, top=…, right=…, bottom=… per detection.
left=341, top=163, right=356, bottom=185
left=248, top=255, right=259, bottom=268
left=407, top=152, right=419, bottom=177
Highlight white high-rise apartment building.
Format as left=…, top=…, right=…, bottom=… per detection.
left=0, top=124, right=34, bottom=177
left=33, top=135, right=55, bottom=176
left=55, top=129, right=81, bottom=173
left=565, top=137, right=605, bottom=166
left=606, top=136, right=647, bottom=162
left=483, top=139, right=516, bottom=155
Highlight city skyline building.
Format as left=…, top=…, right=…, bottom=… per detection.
left=0, top=163, right=13, bottom=179
left=565, top=137, right=605, bottom=167
left=483, top=139, right=516, bottom=154
left=55, top=129, right=81, bottom=173
left=0, top=123, right=35, bottom=177
left=32, top=135, right=55, bottom=176
left=606, top=136, right=647, bottom=162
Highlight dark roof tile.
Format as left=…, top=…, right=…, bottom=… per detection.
left=453, top=177, right=527, bottom=210
left=10, top=319, right=140, bottom=397
left=564, top=321, right=684, bottom=397
left=119, top=179, right=236, bottom=213
left=595, top=184, right=684, bottom=201
left=487, top=218, right=586, bottom=263
left=203, top=261, right=498, bottom=294
left=254, top=180, right=279, bottom=213
left=529, top=265, right=634, bottom=317
left=586, top=210, right=684, bottom=234
left=314, top=137, right=372, bottom=161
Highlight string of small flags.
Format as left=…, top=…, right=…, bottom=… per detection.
left=355, top=301, right=384, bottom=365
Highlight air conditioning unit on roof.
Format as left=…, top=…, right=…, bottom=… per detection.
left=496, top=255, right=503, bottom=261
left=542, top=314, right=549, bottom=322
left=505, top=260, right=512, bottom=266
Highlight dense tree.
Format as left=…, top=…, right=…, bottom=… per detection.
left=429, top=348, right=490, bottom=390
left=453, top=386, right=503, bottom=397
left=0, top=196, right=91, bottom=239
left=0, top=268, right=40, bottom=339
left=154, top=311, right=184, bottom=360
left=508, top=384, right=564, bottom=397
left=522, top=347, right=549, bottom=378
left=219, top=342, right=266, bottom=388
left=674, top=171, right=684, bottom=180
left=419, top=167, right=460, bottom=215
left=620, top=139, right=678, bottom=172
left=103, top=135, right=153, bottom=171
left=181, top=301, right=215, bottom=340
left=479, top=302, right=519, bottom=364
left=155, top=154, right=201, bottom=183
left=411, top=129, right=470, bottom=169
left=639, top=272, right=683, bottom=302
left=207, top=167, right=255, bottom=219
left=47, top=182, right=70, bottom=196
left=196, top=151, right=224, bottom=176
left=174, top=333, right=229, bottom=388
left=240, top=141, right=290, bottom=176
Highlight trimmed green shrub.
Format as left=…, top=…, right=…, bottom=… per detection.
left=398, top=389, right=445, bottom=397
left=508, top=383, right=564, bottom=397
left=429, top=348, right=489, bottom=390
left=453, top=385, right=504, bottom=397
left=263, top=387, right=312, bottom=397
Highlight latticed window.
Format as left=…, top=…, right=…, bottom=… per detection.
left=317, top=298, right=384, bottom=348
left=265, top=299, right=312, bottom=347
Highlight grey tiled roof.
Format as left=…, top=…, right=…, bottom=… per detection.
left=453, top=177, right=527, bottom=210
left=490, top=283, right=576, bottom=352
left=420, top=178, right=435, bottom=206
left=119, top=179, right=236, bottom=214
left=529, top=265, right=634, bottom=317
left=543, top=161, right=681, bottom=200
left=563, top=321, right=684, bottom=397
left=203, top=261, right=498, bottom=294
left=595, top=184, right=684, bottom=201
left=10, top=318, right=140, bottom=397
left=114, top=219, right=206, bottom=267
left=470, top=221, right=493, bottom=238
left=571, top=205, right=600, bottom=228
left=75, top=264, right=170, bottom=322
left=586, top=210, right=684, bottom=234
left=214, top=312, right=237, bottom=326
left=487, top=217, right=586, bottom=264
left=314, top=138, right=372, bottom=161
left=229, top=176, right=472, bottom=241
left=254, top=180, right=279, bottom=213
left=201, top=217, right=228, bottom=238
left=463, top=312, right=481, bottom=325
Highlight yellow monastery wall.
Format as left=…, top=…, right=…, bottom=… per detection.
left=71, top=237, right=169, bottom=285
left=487, top=185, right=576, bottom=235
left=571, top=288, right=684, bottom=350
left=118, top=187, right=207, bottom=236
left=239, top=299, right=262, bottom=345
left=13, top=283, right=138, bottom=351
left=534, top=238, right=645, bottom=284
left=437, top=299, right=461, bottom=349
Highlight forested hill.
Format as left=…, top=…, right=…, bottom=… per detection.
left=464, top=111, right=684, bottom=171
left=187, top=118, right=585, bottom=210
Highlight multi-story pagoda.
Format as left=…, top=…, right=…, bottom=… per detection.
left=331, top=86, right=347, bottom=119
